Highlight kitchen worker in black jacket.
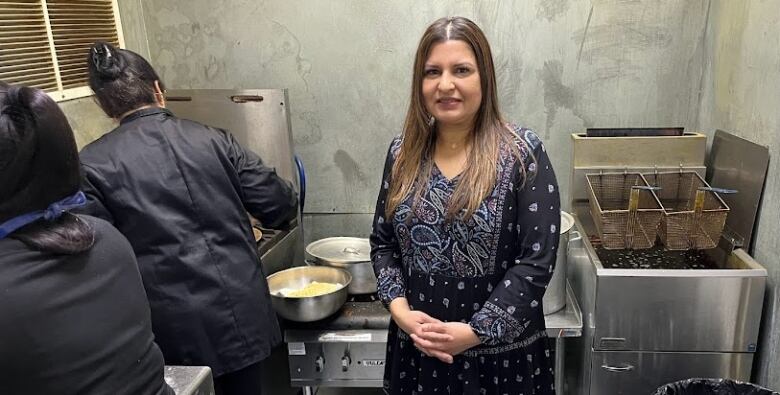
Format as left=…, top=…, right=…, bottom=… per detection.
left=0, top=82, right=173, bottom=395
left=79, top=42, right=298, bottom=395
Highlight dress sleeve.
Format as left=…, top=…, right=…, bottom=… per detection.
left=78, top=163, right=115, bottom=224
left=469, top=130, right=561, bottom=345
left=224, top=131, right=299, bottom=229
left=369, top=139, right=406, bottom=307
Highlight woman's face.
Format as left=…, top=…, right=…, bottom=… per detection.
left=422, top=39, right=482, bottom=130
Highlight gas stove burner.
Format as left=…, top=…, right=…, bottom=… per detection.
left=283, top=297, right=390, bottom=331
left=595, top=245, right=720, bottom=270
left=348, top=293, right=379, bottom=303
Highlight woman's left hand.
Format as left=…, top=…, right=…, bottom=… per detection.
left=410, top=322, right=481, bottom=361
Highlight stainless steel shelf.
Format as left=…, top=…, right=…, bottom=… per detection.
left=545, top=281, right=583, bottom=338
left=545, top=281, right=583, bottom=395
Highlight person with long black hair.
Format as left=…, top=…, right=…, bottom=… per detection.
left=79, top=42, right=298, bottom=395
left=0, top=82, right=173, bottom=395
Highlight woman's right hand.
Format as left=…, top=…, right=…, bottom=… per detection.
left=389, top=298, right=455, bottom=363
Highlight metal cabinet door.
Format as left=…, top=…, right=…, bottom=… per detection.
left=590, top=350, right=753, bottom=395
left=594, top=273, right=765, bottom=352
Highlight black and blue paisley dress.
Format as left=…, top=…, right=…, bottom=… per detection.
left=370, top=125, right=560, bottom=395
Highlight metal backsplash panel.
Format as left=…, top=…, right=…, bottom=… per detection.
left=706, top=130, right=770, bottom=253
left=164, top=89, right=297, bottom=185
left=569, top=133, right=708, bottom=203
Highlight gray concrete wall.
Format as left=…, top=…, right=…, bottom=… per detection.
left=696, top=1, right=780, bottom=388
left=136, top=0, right=709, bottom=223
left=60, top=98, right=114, bottom=149
left=62, top=0, right=150, bottom=149
left=64, top=0, right=780, bottom=389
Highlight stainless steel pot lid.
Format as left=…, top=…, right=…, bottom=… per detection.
left=306, top=237, right=372, bottom=263
left=560, top=211, right=574, bottom=234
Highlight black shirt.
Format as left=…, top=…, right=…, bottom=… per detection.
left=78, top=108, right=298, bottom=376
left=0, top=215, right=172, bottom=395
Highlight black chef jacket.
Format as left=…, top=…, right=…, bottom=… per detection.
left=78, top=107, right=298, bottom=376
left=0, top=216, right=173, bottom=395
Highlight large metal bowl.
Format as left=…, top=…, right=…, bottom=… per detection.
left=266, top=266, right=351, bottom=322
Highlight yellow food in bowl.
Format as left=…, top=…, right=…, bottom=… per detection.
left=286, top=282, right=341, bottom=297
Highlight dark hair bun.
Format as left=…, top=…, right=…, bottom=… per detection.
left=0, top=86, right=33, bottom=171
left=1, top=85, right=33, bottom=132
left=90, top=41, right=123, bottom=80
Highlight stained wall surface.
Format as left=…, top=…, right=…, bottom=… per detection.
left=696, top=1, right=780, bottom=388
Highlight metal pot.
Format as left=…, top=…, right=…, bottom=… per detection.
left=266, top=266, right=351, bottom=322
left=305, top=237, right=377, bottom=294
left=543, top=211, right=580, bottom=315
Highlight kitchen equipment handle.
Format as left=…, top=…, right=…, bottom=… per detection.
left=165, top=95, right=192, bottom=102
left=630, top=185, right=661, bottom=191
left=304, top=259, right=316, bottom=267
left=698, top=186, right=738, bottom=194
left=295, top=155, right=306, bottom=214
left=625, top=187, right=641, bottom=249
left=343, top=247, right=361, bottom=255
left=688, top=190, right=707, bottom=248
left=230, top=95, right=264, bottom=103
left=601, top=364, right=635, bottom=373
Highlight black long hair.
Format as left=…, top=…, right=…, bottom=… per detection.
left=87, top=41, right=165, bottom=119
left=0, top=81, right=94, bottom=254
left=12, top=214, right=94, bottom=255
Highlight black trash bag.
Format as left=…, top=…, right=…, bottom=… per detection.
left=653, top=378, right=780, bottom=395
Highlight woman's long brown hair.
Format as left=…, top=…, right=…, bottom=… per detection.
left=386, top=16, right=531, bottom=221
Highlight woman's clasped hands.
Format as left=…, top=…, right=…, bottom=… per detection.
left=391, top=299, right=481, bottom=364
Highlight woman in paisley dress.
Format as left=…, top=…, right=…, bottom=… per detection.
left=370, top=16, right=560, bottom=395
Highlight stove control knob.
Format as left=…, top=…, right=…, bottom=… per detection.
left=315, top=356, right=325, bottom=372
left=341, top=355, right=351, bottom=372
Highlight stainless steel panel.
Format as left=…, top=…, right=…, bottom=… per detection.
left=594, top=273, right=766, bottom=352
left=706, top=130, right=770, bottom=252
left=286, top=337, right=387, bottom=388
left=165, top=89, right=297, bottom=185
left=573, top=201, right=767, bottom=354
left=570, top=133, right=707, bottom=168
left=566, top=218, right=598, bottom=395
left=590, top=350, right=753, bottom=395
left=570, top=132, right=707, bottom=204
left=285, top=329, right=388, bottom=343
left=260, top=226, right=304, bottom=275
left=565, top=213, right=767, bottom=394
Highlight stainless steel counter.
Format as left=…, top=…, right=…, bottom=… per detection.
left=164, top=366, right=214, bottom=395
